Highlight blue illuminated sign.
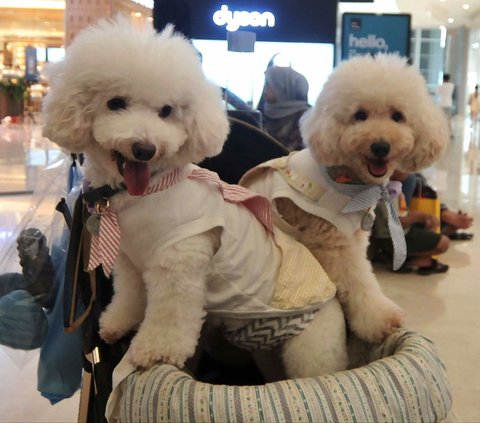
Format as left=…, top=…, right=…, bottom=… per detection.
left=341, top=13, right=411, bottom=60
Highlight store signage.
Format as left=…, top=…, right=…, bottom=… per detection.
left=213, top=5, right=275, bottom=32
left=341, top=13, right=411, bottom=60
left=349, top=34, right=388, bottom=50
left=187, top=0, right=338, bottom=44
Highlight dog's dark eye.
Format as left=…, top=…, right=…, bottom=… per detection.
left=159, top=105, right=172, bottom=118
left=392, top=111, right=405, bottom=123
left=354, top=110, right=368, bottom=121
left=107, top=97, right=127, bottom=111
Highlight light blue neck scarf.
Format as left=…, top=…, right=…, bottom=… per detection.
left=318, top=165, right=407, bottom=270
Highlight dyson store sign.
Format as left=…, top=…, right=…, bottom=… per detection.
left=185, top=0, right=337, bottom=44
left=213, top=5, right=276, bottom=32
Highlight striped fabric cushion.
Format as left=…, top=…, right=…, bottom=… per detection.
left=113, top=329, right=451, bottom=422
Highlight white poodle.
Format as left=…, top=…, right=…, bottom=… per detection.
left=42, top=18, right=348, bottom=377
left=242, top=55, right=449, bottom=345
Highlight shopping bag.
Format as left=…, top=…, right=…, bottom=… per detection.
left=410, top=176, right=441, bottom=233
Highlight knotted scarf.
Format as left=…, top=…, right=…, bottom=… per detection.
left=318, top=165, right=407, bottom=270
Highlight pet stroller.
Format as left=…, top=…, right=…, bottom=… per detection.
left=59, top=117, right=451, bottom=423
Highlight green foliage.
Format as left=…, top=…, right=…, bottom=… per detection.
left=0, top=77, right=26, bottom=103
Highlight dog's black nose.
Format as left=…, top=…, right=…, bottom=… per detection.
left=370, top=141, right=390, bottom=158
left=132, top=142, right=156, bottom=161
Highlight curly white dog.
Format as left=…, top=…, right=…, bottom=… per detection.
left=42, top=18, right=349, bottom=377
left=242, top=55, right=449, bottom=346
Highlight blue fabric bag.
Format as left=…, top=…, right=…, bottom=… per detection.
left=37, top=241, right=84, bottom=404
left=37, top=158, right=84, bottom=404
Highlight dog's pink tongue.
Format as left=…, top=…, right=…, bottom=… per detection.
left=124, top=160, right=150, bottom=195
left=368, top=161, right=388, bottom=177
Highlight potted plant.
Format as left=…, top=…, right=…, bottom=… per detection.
left=0, top=77, right=26, bottom=119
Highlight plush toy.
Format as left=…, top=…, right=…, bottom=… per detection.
left=241, top=55, right=449, bottom=345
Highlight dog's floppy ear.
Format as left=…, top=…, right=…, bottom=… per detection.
left=183, top=81, right=230, bottom=163
left=300, top=104, right=341, bottom=165
left=42, top=61, right=95, bottom=153
left=399, top=101, right=449, bottom=172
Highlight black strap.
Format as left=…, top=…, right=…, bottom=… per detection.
left=63, top=193, right=89, bottom=331
left=55, top=198, right=72, bottom=231
left=82, top=185, right=125, bottom=205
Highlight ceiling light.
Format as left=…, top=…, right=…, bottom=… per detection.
left=463, top=4, right=470, bottom=10
left=448, top=18, right=454, bottom=23
left=473, top=42, right=480, bottom=49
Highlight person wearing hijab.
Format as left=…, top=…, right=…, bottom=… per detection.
left=261, top=66, right=310, bottom=151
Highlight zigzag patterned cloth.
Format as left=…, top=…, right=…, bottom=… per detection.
left=223, top=310, right=318, bottom=351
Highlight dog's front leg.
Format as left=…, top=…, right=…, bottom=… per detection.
left=281, top=297, right=348, bottom=378
left=319, top=235, right=405, bottom=343
left=99, top=251, right=145, bottom=344
left=128, top=231, right=216, bottom=369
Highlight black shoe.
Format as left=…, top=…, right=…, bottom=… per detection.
left=449, top=232, right=474, bottom=241
left=416, top=259, right=449, bottom=276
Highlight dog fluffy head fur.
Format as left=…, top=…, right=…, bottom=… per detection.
left=42, top=18, right=229, bottom=191
left=300, top=54, right=448, bottom=184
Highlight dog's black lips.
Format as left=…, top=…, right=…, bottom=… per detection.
left=113, top=151, right=125, bottom=177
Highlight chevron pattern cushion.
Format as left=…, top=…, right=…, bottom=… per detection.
left=108, top=329, right=451, bottom=423
left=223, top=310, right=318, bottom=351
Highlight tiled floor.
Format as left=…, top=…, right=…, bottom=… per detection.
left=0, top=117, right=479, bottom=422
left=374, top=118, right=480, bottom=422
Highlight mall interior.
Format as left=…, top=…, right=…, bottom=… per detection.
left=0, top=0, right=480, bottom=422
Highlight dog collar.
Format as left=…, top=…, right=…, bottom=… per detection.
left=82, top=183, right=125, bottom=205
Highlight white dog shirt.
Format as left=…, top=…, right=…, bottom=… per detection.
left=97, top=165, right=335, bottom=418
left=86, top=164, right=335, bottom=346
left=241, top=149, right=367, bottom=238
left=241, top=149, right=407, bottom=269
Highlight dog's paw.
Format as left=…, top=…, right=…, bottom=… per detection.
left=349, top=295, right=405, bottom=343
left=99, top=311, right=134, bottom=344
left=99, top=327, right=122, bottom=344
left=128, top=329, right=193, bottom=370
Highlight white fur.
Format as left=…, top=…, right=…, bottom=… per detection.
left=281, top=55, right=449, bottom=345
left=42, top=18, right=348, bottom=376
left=42, top=18, right=228, bottom=189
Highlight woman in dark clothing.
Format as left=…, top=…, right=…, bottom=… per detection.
left=261, top=66, right=310, bottom=151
